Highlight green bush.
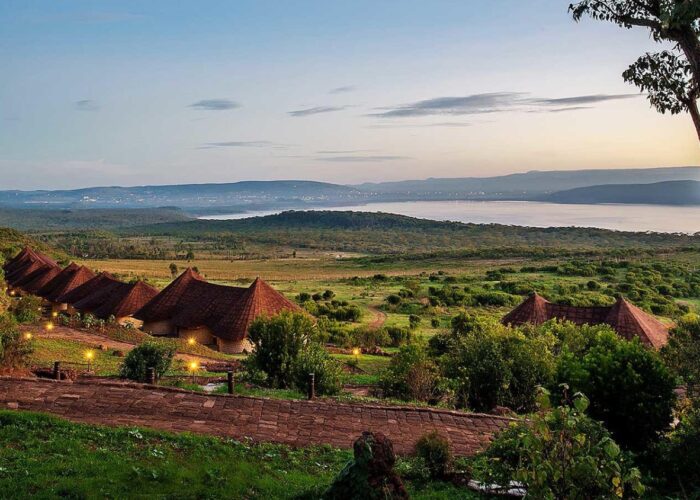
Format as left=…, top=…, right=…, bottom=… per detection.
left=120, top=341, right=175, bottom=382
left=415, top=431, right=452, bottom=479
left=441, top=313, right=554, bottom=412
left=12, top=295, right=42, bottom=323
left=483, top=392, right=644, bottom=499
left=662, top=313, right=700, bottom=398
left=385, top=326, right=411, bottom=347
left=349, top=327, right=390, bottom=349
left=293, top=342, right=343, bottom=396
left=554, top=330, right=676, bottom=451
left=246, top=312, right=315, bottom=388
left=379, top=343, right=444, bottom=403
left=408, top=314, right=421, bottom=330
left=0, top=314, right=33, bottom=369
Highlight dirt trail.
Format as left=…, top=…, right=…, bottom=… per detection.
left=21, top=325, right=224, bottom=364
left=367, top=305, right=387, bottom=329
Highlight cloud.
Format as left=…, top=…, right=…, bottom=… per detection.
left=367, top=122, right=472, bottom=129
left=74, top=100, right=99, bottom=111
left=329, top=86, right=356, bottom=94
left=315, top=155, right=408, bottom=162
left=189, top=99, right=240, bottom=111
left=288, top=106, right=348, bottom=117
left=316, top=149, right=378, bottom=154
left=371, top=92, right=640, bottom=118
left=198, top=141, right=272, bottom=149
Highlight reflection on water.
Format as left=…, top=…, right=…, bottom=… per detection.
left=200, top=200, right=700, bottom=234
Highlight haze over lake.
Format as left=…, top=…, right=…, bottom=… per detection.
left=201, top=200, right=700, bottom=234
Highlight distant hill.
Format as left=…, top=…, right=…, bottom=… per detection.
left=0, top=180, right=366, bottom=210
left=543, top=180, right=700, bottom=205
left=1, top=167, right=698, bottom=210
left=353, top=167, right=700, bottom=199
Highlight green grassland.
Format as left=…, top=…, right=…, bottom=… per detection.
left=0, top=410, right=475, bottom=499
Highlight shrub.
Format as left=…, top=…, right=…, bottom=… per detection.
left=483, top=391, right=644, bottom=499
left=120, top=341, right=175, bottom=382
left=12, top=295, right=42, bottom=323
left=246, top=312, right=315, bottom=388
left=350, top=327, right=391, bottom=349
left=408, top=314, right=421, bottom=330
left=430, top=318, right=440, bottom=328
left=385, top=326, right=411, bottom=347
left=380, top=343, right=444, bottom=403
left=554, top=330, right=676, bottom=451
left=0, top=314, right=32, bottom=369
left=296, top=292, right=311, bottom=303
left=322, top=289, right=335, bottom=300
left=415, top=431, right=452, bottom=479
left=385, top=294, right=402, bottom=306
left=293, top=342, right=343, bottom=396
left=441, top=314, right=554, bottom=412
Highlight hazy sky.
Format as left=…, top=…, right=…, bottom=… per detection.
left=1, top=0, right=698, bottom=190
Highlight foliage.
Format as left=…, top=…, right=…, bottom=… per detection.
left=12, top=295, right=42, bottom=324
left=662, top=313, right=700, bottom=398
left=385, top=326, right=411, bottom=347
left=554, top=330, right=676, bottom=451
left=349, top=327, right=391, bottom=349
left=440, top=313, right=555, bottom=412
left=379, top=343, right=445, bottom=403
left=293, top=342, right=343, bottom=396
left=120, top=341, right=175, bottom=382
left=482, top=391, right=644, bottom=499
left=414, top=431, right=452, bottom=479
left=245, top=312, right=315, bottom=389
left=0, top=314, right=32, bottom=369
left=650, top=400, right=700, bottom=496
left=570, top=0, right=700, bottom=139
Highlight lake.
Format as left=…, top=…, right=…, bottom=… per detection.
left=200, top=200, right=700, bottom=234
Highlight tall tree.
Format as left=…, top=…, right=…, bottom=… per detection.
left=570, top=1, right=700, bottom=141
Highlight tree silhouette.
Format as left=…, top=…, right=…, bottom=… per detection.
left=570, top=1, right=700, bottom=141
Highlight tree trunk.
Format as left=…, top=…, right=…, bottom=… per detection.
left=688, top=97, right=700, bottom=143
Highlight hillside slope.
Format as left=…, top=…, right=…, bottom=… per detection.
left=543, top=180, right=700, bottom=205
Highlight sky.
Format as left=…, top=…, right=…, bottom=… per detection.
left=1, top=0, right=698, bottom=190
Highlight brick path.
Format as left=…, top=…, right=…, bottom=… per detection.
left=0, top=377, right=513, bottom=456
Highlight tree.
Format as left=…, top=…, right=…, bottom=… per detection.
left=379, top=343, right=444, bottom=403
left=169, top=262, right=178, bottom=277
left=292, top=342, right=343, bottom=396
left=662, top=313, right=700, bottom=398
left=0, top=314, right=33, bottom=370
left=570, top=0, right=700, bottom=140
left=245, top=312, right=315, bottom=388
left=483, top=391, right=645, bottom=499
left=554, top=330, right=676, bottom=451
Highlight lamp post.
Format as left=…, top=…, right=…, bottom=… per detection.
left=45, top=322, right=54, bottom=332
left=352, top=347, right=360, bottom=364
left=23, top=332, right=32, bottom=341
left=189, top=361, right=198, bottom=384
left=85, top=350, right=94, bottom=372
left=187, top=337, right=196, bottom=346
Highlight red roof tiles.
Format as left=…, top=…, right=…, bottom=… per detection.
left=37, top=264, right=96, bottom=302
left=3, top=247, right=57, bottom=280
left=71, top=275, right=124, bottom=313
left=135, top=270, right=301, bottom=341
left=55, top=272, right=117, bottom=305
left=503, top=293, right=668, bottom=349
left=91, top=281, right=159, bottom=319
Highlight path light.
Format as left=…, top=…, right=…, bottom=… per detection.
left=188, top=361, right=199, bottom=383
left=45, top=322, right=54, bottom=332
left=85, top=350, right=95, bottom=372
left=187, top=337, right=196, bottom=346
left=52, top=311, right=58, bottom=318
left=352, top=347, right=361, bottom=363
left=24, top=332, right=32, bottom=341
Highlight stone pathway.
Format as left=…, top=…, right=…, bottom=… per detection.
left=0, top=377, right=513, bottom=456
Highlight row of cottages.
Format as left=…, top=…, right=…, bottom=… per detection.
left=3, top=248, right=303, bottom=353
left=2, top=248, right=158, bottom=325
left=502, top=292, right=669, bottom=349
left=134, top=268, right=303, bottom=353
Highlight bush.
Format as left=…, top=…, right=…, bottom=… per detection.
left=415, top=431, right=452, bottom=479
left=385, top=294, right=402, bottom=306
left=350, top=327, right=391, bottom=349
left=483, top=391, right=644, bottom=499
left=13, top=295, right=42, bottom=323
left=379, top=343, right=444, bottom=403
left=120, top=341, right=175, bottom=382
left=293, top=342, right=343, bottom=396
left=385, top=326, right=411, bottom=347
left=441, top=313, right=554, bottom=412
left=662, top=314, right=700, bottom=398
left=408, top=314, right=421, bottom=330
left=0, top=314, right=32, bottom=369
left=246, top=312, right=315, bottom=388
left=554, top=330, right=676, bottom=451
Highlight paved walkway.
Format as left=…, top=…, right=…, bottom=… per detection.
left=0, top=377, right=513, bottom=456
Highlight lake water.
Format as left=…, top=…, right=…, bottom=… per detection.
left=200, top=200, right=700, bottom=234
